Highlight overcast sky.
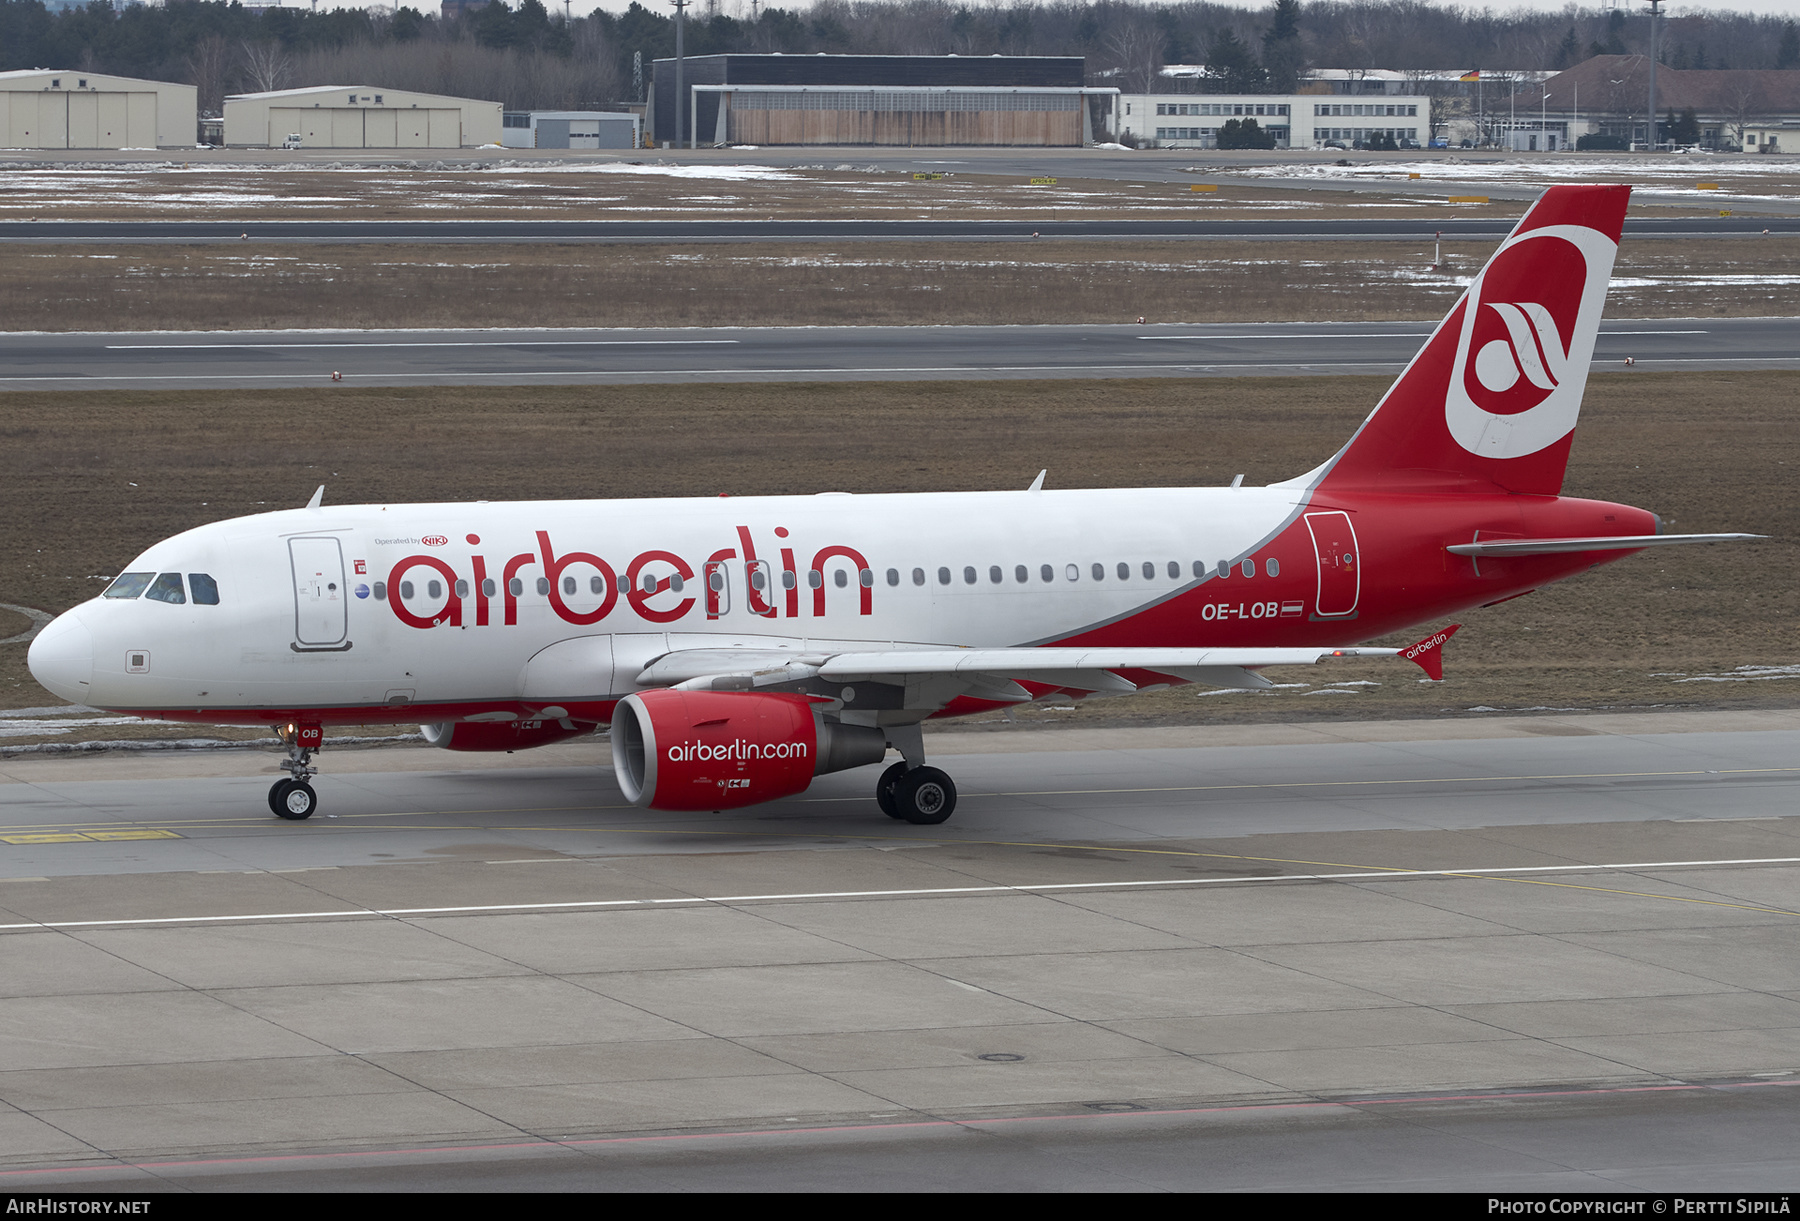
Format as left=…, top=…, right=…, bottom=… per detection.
left=316, top=1, right=1800, bottom=23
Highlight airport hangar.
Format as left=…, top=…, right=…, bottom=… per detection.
left=223, top=85, right=503, bottom=149
left=0, top=69, right=196, bottom=149
left=650, top=53, right=1117, bottom=148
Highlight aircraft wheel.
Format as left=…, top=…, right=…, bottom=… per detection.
left=894, top=767, right=956, bottom=826
left=268, top=780, right=289, bottom=817
left=876, top=761, right=909, bottom=819
left=274, top=781, right=317, bottom=821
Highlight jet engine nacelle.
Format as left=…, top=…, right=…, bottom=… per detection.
left=612, top=688, right=886, bottom=810
left=420, top=718, right=593, bottom=752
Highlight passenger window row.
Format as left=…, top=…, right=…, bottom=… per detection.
left=102, top=571, right=221, bottom=605
left=885, top=558, right=1279, bottom=587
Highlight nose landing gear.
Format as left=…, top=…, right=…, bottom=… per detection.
left=270, top=723, right=321, bottom=821
left=269, top=778, right=317, bottom=820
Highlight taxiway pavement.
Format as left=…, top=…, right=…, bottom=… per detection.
left=0, top=711, right=1795, bottom=1189
left=3, top=215, right=1796, bottom=245
left=3, top=317, right=1790, bottom=391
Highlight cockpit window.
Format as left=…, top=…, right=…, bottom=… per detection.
left=189, top=573, right=220, bottom=605
left=103, top=572, right=155, bottom=599
left=145, top=572, right=186, bottom=605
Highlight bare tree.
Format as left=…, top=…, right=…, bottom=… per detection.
left=1596, top=57, right=1648, bottom=141
left=1102, top=17, right=1162, bottom=95
left=1406, top=68, right=1458, bottom=144
left=186, top=35, right=233, bottom=117
left=1721, top=71, right=1770, bottom=148
left=240, top=41, right=293, bottom=95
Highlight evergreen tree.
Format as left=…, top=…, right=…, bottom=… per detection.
left=1261, top=0, right=1302, bottom=92
left=1156, top=8, right=1194, bottom=65
left=1555, top=26, right=1580, bottom=69
left=1205, top=27, right=1266, bottom=94
left=1779, top=21, right=1800, bottom=69
left=391, top=7, right=426, bottom=42
left=1217, top=116, right=1275, bottom=149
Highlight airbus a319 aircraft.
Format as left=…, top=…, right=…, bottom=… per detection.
left=28, top=184, right=1756, bottom=825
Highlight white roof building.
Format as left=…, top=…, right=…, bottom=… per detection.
left=1116, top=91, right=1429, bottom=150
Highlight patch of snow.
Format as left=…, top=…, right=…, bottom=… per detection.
left=1673, top=664, right=1800, bottom=683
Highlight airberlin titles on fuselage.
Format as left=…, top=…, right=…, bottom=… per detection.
left=377, top=525, right=873, bottom=630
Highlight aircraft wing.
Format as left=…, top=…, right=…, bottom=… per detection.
left=638, top=644, right=1399, bottom=697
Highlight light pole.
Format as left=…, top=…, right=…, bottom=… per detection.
left=1611, top=75, right=1627, bottom=150
left=1647, top=0, right=1662, bottom=149
left=670, top=0, right=688, bottom=151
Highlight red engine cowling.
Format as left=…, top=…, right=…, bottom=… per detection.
left=420, top=718, right=594, bottom=752
left=613, top=689, right=885, bottom=811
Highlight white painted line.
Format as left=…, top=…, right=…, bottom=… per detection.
left=1604, top=357, right=1800, bottom=364
left=0, top=362, right=1421, bottom=386
left=3, top=855, right=1793, bottom=932
left=1139, top=333, right=1431, bottom=341
left=1140, top=330, right=1708, bottom=342
left=104, top=340, right=741, bottom=350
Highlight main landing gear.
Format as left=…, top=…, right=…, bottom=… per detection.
left=874, top=725, right=958, bottom=825
left=269, top=725, right=320, bottom=821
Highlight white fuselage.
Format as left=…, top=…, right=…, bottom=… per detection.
left=39, top=484, right=1322, bottom=720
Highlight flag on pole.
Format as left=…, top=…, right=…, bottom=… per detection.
left=1459, top=68, right=1481, bottom=82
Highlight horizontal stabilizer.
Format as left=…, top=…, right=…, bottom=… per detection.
left=1447, top=533, right=1763, bottom=557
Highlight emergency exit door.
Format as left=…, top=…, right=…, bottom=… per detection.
left=290, top=537, right=348, bottom=647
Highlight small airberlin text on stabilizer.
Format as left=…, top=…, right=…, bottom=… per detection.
left=1402, top=623, right=1461, bottom=681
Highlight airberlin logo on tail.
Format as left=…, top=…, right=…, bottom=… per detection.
left=1471, top=301, right=1569, bottom=397
left=1443, top=222, right=1619, bottom=461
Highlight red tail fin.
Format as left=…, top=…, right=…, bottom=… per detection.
left=1314, top=185, right=1629, bottom=497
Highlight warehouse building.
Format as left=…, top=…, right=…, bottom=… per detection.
left=223, top=86, right=502, bottom=149
left=501, top=110, right=640, bottom=149
left=1, top=70, right=197, bottom=149
left=651, top=55, right=1111, bottom=147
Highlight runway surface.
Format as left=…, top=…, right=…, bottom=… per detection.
left=3, top=215, right=1795, bottom=244
left=0, top=712, right=1795, bottom=1190
left=5, top=318, right=1790, bottom=391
